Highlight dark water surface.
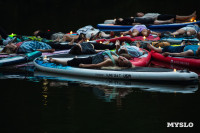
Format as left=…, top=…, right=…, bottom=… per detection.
left=0, top=70, right=200, bottom=133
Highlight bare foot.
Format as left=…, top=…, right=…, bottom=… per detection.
left=169, top=18, right=174, bottom=23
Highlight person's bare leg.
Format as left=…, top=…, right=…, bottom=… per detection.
left=171, top=29, right=186, bottom=36
left=62, top=34, right=79, bottom=42
left=100, top=31, right=112, bottom=38
left=141, top=29, right=151, bottom=37
left=154, top=18, right=174, bottom=25
left=49, top=58, right=68, bottom=66
left=147, top=43, right=163, bottom=52
left=176, top=11, right=196, bottom=21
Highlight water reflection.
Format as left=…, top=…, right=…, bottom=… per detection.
left=1, top=71, right=199, bottom=132
left=42, top=79, right=48, bottom=106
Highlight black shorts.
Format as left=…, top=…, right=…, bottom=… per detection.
left=157, top=14, right=176, bottom=21
left=134, top=17, right=155, bottom=24
left=67, top=56, right=92, bottom=67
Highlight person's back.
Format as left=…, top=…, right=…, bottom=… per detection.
left=17, top=41, right=52, bottom=53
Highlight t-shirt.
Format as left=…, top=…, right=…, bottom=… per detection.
left=118, top=45, right=143, bottom=57
left=184, top=45, right=199, bottom=56
left=141, top=13, right=160, bottom=19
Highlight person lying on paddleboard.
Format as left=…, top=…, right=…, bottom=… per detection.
left=69, top=39, right=144, bottom=59
left=49, top=50, right=133, bottom=68
left=115, top=40, right=144, bottom=59
left=0, top=39, right=117, bottom=54
left=136, top=11, right=196, bottom=23
left=147, top=41, right=200, bottom=57
left=34, top=26, right=114, bottom=42
left=114, top=16, right=174, bottom=26
left=120, top=25, right=161, bottom=37
left=170, top=24, right=200, bottom=39
left=68, top=39, right=116, bottom=55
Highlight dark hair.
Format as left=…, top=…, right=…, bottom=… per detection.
left=1, top=47, right=14, bottom=54
left=115, top=19, right=123, bottom=25
left=118, top=60, right=133, bottom=68
left=69, top=45, right=82, bottom=55
left=118, top=49, right=127, bottom=55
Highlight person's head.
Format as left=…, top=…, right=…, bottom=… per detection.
left=69, top=45, right=82, bottom=55
left=118, top=47, right=128, bottom=55
left=136, top=12, right=145, bottom=17
left=115, top=18, right=124, bottom=25
left=117, top=56, right=133, bottom=68
left=1, top=43, right=17, bottom=54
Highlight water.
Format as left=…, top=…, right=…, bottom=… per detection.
left=0, top=68, right=200, bottom=133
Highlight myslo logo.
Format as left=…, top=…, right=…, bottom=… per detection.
left=167, top=122, right=194, bottom=127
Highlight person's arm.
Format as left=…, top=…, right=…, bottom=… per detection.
left=36, top=49, right=55, bottom=53
left=151, top=31, right=161, bottom=36
left=162, top=50, right=194, bottom=57
left=95, top=50, right=105, bottom=53
left=120, top=31, right=130, bottom=35
left=131, top=23, right=141, bottom=25
left=79, top=59, right=113, bottom=68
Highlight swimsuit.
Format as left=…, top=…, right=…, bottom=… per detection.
left=129, top=25, right=147, bottom=32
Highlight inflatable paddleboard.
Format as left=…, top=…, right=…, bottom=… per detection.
left=0, top=51, right=42, bottom=67
left=151, top=50, right=200, bottom=68
left=34, top=57, right=198, bottom=82
left=97, top=20, right=200, bottom=32
left=160, top=37, right=199, bottom=44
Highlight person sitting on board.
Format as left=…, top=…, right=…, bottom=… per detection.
left=115, top=40, right=144, bottom=59
left=147, top=41, right=200, bottom=57
left=120, top=24, right=161, bottom=37
left=49, top=50, right=133, bottom=68
left=114, top=17, right=174, bottom=25
left=136, top=11, right=196, bottom=23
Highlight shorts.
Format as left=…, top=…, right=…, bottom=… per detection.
left=67, top=56, right=92, bottom=67
left=180, top=27, right=197, bottom=33
left=162, top=46, right=185, bottom=53
left=157, top=14, right=176, bottom=21
left=130, top=25, right=147, bottom=32
left=134, top=18, right=154, bottom=24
